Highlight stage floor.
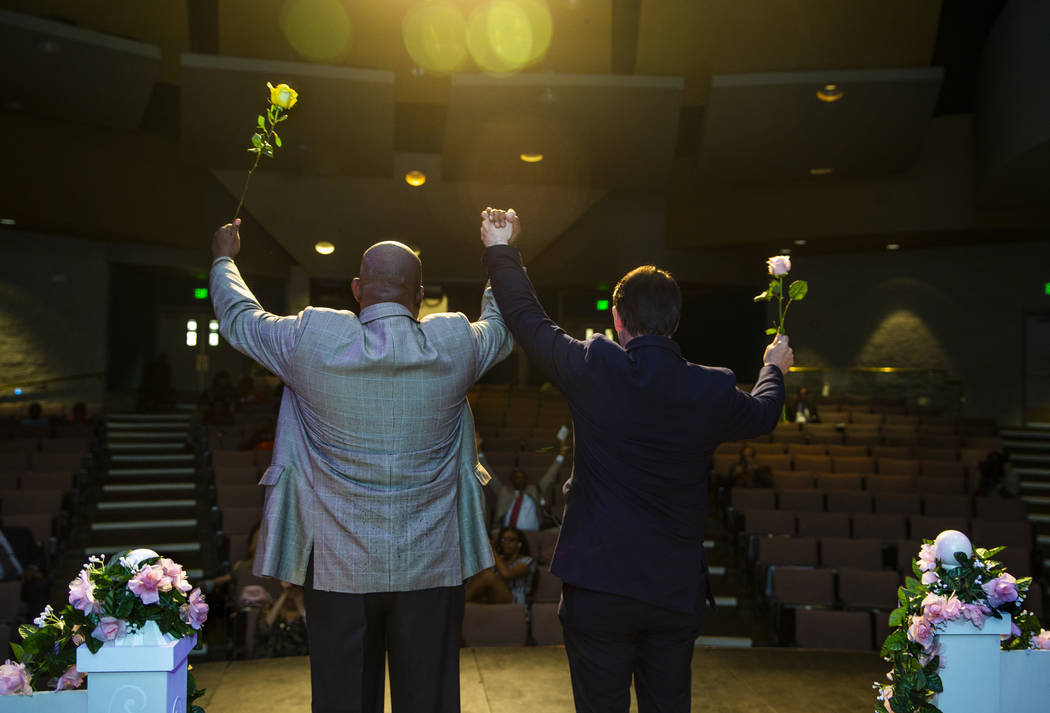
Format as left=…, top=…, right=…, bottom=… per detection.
left=191, top=646, right=885, bottom=713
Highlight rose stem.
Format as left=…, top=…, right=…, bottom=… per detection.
left=233, top=106, right=282, bottom=221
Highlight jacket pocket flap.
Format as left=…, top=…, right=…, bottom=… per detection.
left=259, top=464, right=286, bottom=486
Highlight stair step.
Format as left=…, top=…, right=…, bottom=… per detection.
left=1022, top=495, right=1050, bottom=506
left=91, top=518, right=198, bottom=532
left=709, top=565, right=727, bottom=577
left=1029, top=513, right=1050, bottom=524
left=107, top=468, right=196, bottom=477
left=1017, top=467, right=1050, bottom=477
left=713, top=596, right=738, bottom=607
left=97, top=499, right=197, bottom=510
left=108, top=431, right=187, bottom=440
left=111, top=454, right=194, bottom=464
left=108, top=413, right=192, bottom=422
left=87, top=528, right=202, bottom=547
left=695, top=635, right=752, bottom=648
left=1038, top=534, right=1050, bottom=546
left=86, top=542, right=203, bottom=556
left=103, top=483, right=196, bottom=493
left=107, top=424, right=190, bottom=433
left=1012, top=454, right=1050, bottom=464
left=107, top=443, right=188, bottom=452
left=1005, top=441, right=1050, bottom=451
left=1001, top=429, right=1050, bottom=439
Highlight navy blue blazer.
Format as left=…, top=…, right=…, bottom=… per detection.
left=483, top=245, right=785, bottom=613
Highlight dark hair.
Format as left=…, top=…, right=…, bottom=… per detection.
left=497, top=526, right=530, bottom=558
left=612, top=266, right=681, bottom=337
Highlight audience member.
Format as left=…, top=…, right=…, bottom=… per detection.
left=20, top=403, right=49, bottom=427
left=483, top=435, right=568, bottom=530
left=254, top=582, right=309, bottom=658
left=725, top=446, right=773, bottom=488
left=68, top=402, right=92, bottom=424
left=465, top=527, right=536, bottom=605
left=789, top=386, right=819, bottom=423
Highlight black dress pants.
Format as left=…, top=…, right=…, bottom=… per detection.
left=302, top=558, right=465, bottom=713
left=558, top=584, right=706, bottom=713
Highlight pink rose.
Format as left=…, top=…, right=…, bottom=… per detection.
left=127, top=564, right=172, bottom=605
left=179, top=588, right=209, bottom=630
left=907, top=615, right=936, bottom=650
left=917, top=544, right=938, bottom=573
left=1033, top=630, right=1050, bottom=649
left=982, top=574, right=1019, bottom=608
left=961, top=603, right=990, bottom=628
left=921, top=593, right=948, bottom=624
left=91, top=616, right=125, bottom=642
left=68, top=570, right=100, bottom=615
left=767, top=255, right=791, bottom=276
left=921, top=571, right=939, bottom=586
left=158, top=558, right=192, bottom=594
left=918, top=641, right=943, bottom=668
left=54, top=665, right=85, bottom=692
left=942, top=595, right=963, bottom=621
left=0, top=660, right=31, bottom=696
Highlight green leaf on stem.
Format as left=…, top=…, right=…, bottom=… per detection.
left=251, top=133, right=263, bottom=149
left=263, top=147, right=274, bottom=158
left=764, top=327, right=778, bottom=335
left=257, top=115, right=265, bottom=129
left=888, top=607, right=906, bottom=627
left=753, top=291, right=770, bottom=302
left=767, top=280, right=782, bottom=297
left=248, top=147, right=260, bottom=153
left=9, top=641, right=24, bottom=660
left=788, top=280, right=808, bottom=301
left=273, top=132, right=282, bottom=148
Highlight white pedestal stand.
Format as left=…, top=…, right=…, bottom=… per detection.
left=75, top=621, right=195, bottom=713
left=935, top=615, right=1011, bottom=713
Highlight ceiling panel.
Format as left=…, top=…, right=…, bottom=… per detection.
left=0, top=10, right=161, bottom=130
left=443, top=72, right=683, bottom=187
left=180, top=53, right=395, bottom=176
left=636, top=0, right=942, bottom=105
left=698, top=67, right=943, bottom=181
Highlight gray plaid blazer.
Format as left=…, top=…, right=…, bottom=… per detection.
left=210, top=258, right=513, bottom=593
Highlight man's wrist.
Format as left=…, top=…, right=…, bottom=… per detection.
left=212, top=256, right=234, bottom=266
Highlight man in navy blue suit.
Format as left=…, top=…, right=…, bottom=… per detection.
left=479, top=209, right=793, bottom=713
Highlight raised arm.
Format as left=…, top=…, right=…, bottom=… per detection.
left=479, top=210, right=586, bottom=388
left=469, top=282, right=514, bottom=381
left=210, top=222, right=308, bottom=382
left=715, top=336, right=794, bottom=442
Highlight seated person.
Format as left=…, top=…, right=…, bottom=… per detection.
left=20, top=403, right=49, bottom=427
left=790, top=386, right=819, bottom=423
left=482, top=434, right=568, bottom=531
left=68, top=402, right=93, bottom=424
left=465, top=527, right=536, bottom=605
left=726, top=446, right=773, bottom=488
left=254, top=581, right=308, bottom=658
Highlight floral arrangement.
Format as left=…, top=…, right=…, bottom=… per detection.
left=232, top=81, right=299, bottom=220
left=0, top=549, right=208, bottom=707
left=874, top=533, right=1049, bottom=713
left=754, top=255, right=808, bottom=336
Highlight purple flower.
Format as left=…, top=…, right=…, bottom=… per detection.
left=91, top=616, right=125, bottom=642
left=158, top=558, right=192, bottom=594
left=982, top=573, right=1019, bottom=608
left=68, top=570, right=100, bottom=615
left=54, top=665, right=85, bottom=692
left=1034, top=630, right=1050, bottom=650
left=179, top=587, right=209, bottom=630
left=127, top=564, right=172, bottom=605
left=961, top=602, right=990, bottom=628
left=0, top=660, right=31, bottom=696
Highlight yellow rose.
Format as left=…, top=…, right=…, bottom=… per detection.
left=267, top=82, right=298, bottom=110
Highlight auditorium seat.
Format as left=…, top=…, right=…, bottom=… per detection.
left=20, top=471, right=71, bottom=491
left=817, top=473, right=863, bottom=491
left=462, top=603, right=528, bottom=646
left=2, top=513, right=51, bottom=543
left=920, top=461, right=966, bottom=480
left=771, top=429, right=806, bottom=444
left=852, top=513, right=908, bottom=541
left=850, top=412, right=884, bottom=425
left=971, top=520, right=1032, bottom=549
left=825, top=490, right=872, bottom=514
left=773, top=471, right=815, bottom=490
left=828, top=445, right=868, bottom=458
left=916, top=447, right=958, bottom=462
left=750, top=442, right=788, bottom=455
left=832, top=456, right=875, bottom=474
left=883, top=414, right=919, bottom=427
left=538, top=528, right=560, bottom=563
left=0, top=439, right=40, bottom=454
left=996, top=546, right=1032, bottom=578
left=1, top=489, right=63, bottom=515
left=865, top=475, right=914, bottom=493
left=777, top=490, right=823, bottom=513
left=1026, top=583, right=1045, bottom=621
left=870, top=445, right=914, bottom=460
left=30, top=451, right=81, bottom=471
left=0, top=472, right=18, bottom=492
left=922, top=494, right=972, bottom=518
left=773, top=567, right=835, bottom=607
left=530, top=602, right=563, bottom=645
left=910, top=515, right=970, bottom=541
left=797, top=512, right=850, bottom=538
left=821, top=537, right=882, bottom=570
left=793, top=455, right=831, bottom=473
left=874, top=493, right=921, bottom=516
left=0, top=580, right=20, bottom=623
left=0, top=452, right=30, bottom=472
left=756, top=536, right=819, bottom=568
left=915, top=476, right=966, bottom=495
left=40, top=437, right=91, bottom=453
left=214, top=466, right=260, bottom=485
left=838, top=569, right=899, bottom=609
left=974, top=497, right=1027, bottom=521
left=757, top=454, right=791, bottom=471
left=878, top=458, right=920, bottom=476
left=920, top=434, right=961, bottom=449
left=896, top=540, right=921, bottom=573
left=787, top=444, right=828, bottom=457
left=794, top=609, right=872, bottom=650
left=532, top=568, right=562, bottom=603
left=213, top=451, right=256, bottom=468
left=807, top=431, right=845, bottom=446
left=743, top=510, right=796, bottom=537
left=820, top=411, right=849, bottom=425
left=731, top=489, right=776, bottom=512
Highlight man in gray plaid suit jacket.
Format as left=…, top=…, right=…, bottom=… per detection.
left=210, top=219, right=514, bottom=713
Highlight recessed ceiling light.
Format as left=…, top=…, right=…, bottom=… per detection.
left=0, top=218, right=15, bottom=226
left=809, top=167, right=834, bottom=176
left=817, top=84, right=843, bottom=102
left=520, top=153, right=544, bottom=163
left=410, top=65, right=425, bottom=78
left=314, top=241, right=335, bottom=255
left=405, top=170, right=426, bottom=187
left=794, top=239, right=807, bottom=246
left=779, top=248, right=792, bottom=254
left=886, top=243, right=901, bottom=251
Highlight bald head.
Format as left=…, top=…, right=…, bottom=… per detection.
left=352, top=241, right=424, bottom=314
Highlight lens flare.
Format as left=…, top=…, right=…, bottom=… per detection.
left=515, top=0, right=553, bottom=65
left=280, top=0, right=352, bottom=63
left=468, top=0, right=532, bottom=74
left=402, top=1, right=469, bottom=75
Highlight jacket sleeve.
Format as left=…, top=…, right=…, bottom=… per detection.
left=715, top=365, right=786, bottom=442
left=469, top=282, right=515, bottom=381
left=210, top=258, right=308, bottom=382
left=482, top=245, right=586, bottom=388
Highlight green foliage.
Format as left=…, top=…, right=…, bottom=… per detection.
left=788, top=280, right=808, bottom=300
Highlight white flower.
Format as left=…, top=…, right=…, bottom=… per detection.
left=766, top=255, right=791, bottom=276
left=33, top=605, right=53, bottom=628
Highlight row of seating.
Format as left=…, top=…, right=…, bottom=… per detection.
left=732, top=490, right=1026, bottom=520
left=747, top=471, right=973, bottom=495
left=716, top=452, right=975, bottom=476
left=0, top=422, right=96, bottom=441
left=796, top=412, right=996, bottom=432
left=717, top=441, right=992, bottom=462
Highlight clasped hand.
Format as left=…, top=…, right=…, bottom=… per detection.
left=479, top=207, right=520, bottom=247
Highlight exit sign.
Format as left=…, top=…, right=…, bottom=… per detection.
left=1045, top=282, right=1050, bottom=296
left=194, top=288, right=208, bottom=300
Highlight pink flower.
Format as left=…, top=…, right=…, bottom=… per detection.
left=961, top=603, right=990, bottom=628
left=127, top=564, right=172, bottom=605
left=157, top=558, right=192, bottom=594
left=68, top=570, right=100, bottom=615
left=767, top=255, right=791, bottom=276
left=1033, top=630, right=1050, bottom=650
left=878, top=686, right=895, bottom=712
left=982, top=573, right=1019, bottom=608
left=918, top=641, right=943, bottom=668
left=54, top=665, right=85, bottom=692
left=917, top=544, right=938, bottom=573
left=922, top=593, right=949, bottom=624
left=179, top=588, right=209, bottom=630
left=921, top=571, right=939, bottom=585
left=907, top=615, right=936, bottom=650
left=91, top=616, right=125, bottom=642
left=942, top=595, right=963, bottom=621
left=1010, top=621, right=1022, bottom=639
left=0, top=660, right=31, bottom=696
